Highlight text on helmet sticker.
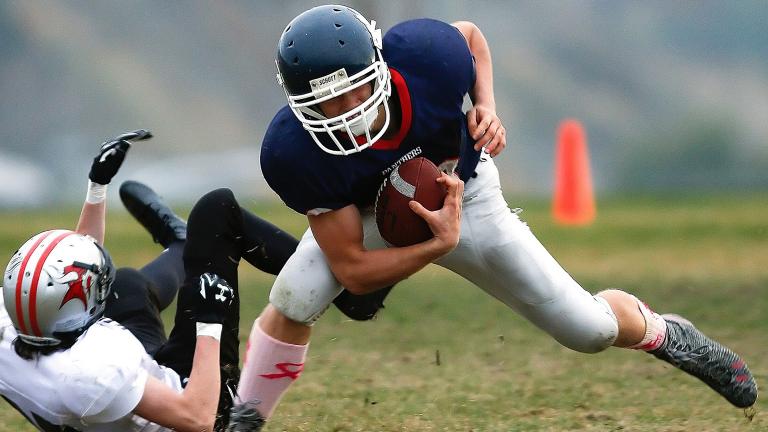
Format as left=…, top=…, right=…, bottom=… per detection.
left=310, top=68, right=351, bottom=98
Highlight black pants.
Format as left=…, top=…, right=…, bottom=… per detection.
left=155, top=188, right=248, bottom=429
left=106, top=188, right=297, bottom=430
left=104, top=188, right=395, bottom=428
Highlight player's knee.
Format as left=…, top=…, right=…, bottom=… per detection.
left=194, top=188, right=237, bottom=213
left=187, top=188, right=239, bottom=233
left=560, top=330, right=615, bottom=354
left=555, top=295, right=619, bottom=353
left=268, top=232, right=343, bottom=324
left=269, top=266, right=342, bottom=324
left=269, top=286, right=331, bottom=324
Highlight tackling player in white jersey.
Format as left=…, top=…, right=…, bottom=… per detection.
left=0, top=130, right=300, bottom=431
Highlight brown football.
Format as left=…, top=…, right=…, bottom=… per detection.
left=375, top=157, right=446, bottom=247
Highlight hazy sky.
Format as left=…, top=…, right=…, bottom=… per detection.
left=1, top=1, right=766, bottom=206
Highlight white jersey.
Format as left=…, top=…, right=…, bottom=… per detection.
left=0, top=295, right=183, bottom=431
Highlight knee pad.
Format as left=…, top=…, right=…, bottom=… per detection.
left=268, top=238, right=343, bottom=324
left=549, top=295, right=618, bottom=354
left=569, top=295, right=618, bottom=353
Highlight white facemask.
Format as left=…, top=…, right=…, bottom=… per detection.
left=348, top=106, right=381, bottom=137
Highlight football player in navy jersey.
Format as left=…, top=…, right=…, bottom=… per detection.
left=231, top=4, right=757, bottom=429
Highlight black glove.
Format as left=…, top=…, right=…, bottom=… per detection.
left=88, top=129, right=152, bottom=185
left=193, top=272, right=235, bottom=324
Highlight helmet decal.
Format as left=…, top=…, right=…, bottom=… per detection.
left=57, top=264, right=90, bottom=310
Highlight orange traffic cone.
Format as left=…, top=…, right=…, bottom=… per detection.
left=553, top=119, right=596, bottom=225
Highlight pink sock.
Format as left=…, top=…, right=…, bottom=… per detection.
left=237, top=318, right=308, bottom=418
left=628, top=297, right=667, bottom=351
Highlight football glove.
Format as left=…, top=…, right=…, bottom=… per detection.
left=88, top=129, right=152, bottom=185
left=193, top=272, right=235, bottom=324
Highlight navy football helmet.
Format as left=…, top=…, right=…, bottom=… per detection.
left=276, top=5, right=391, bottom=155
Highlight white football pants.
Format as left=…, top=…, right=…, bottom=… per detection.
left=270, top=157, right=619, bottom=353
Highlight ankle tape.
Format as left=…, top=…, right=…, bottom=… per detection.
left=629, top=296, right=667, bottom=351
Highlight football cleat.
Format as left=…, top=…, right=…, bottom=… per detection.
left=226, top=400, right=265, bottom=432
left=119, top=181, right=186, bottom=247
left=651, top=314, right=758, bottom=408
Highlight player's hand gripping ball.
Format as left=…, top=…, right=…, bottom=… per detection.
left=375, top=157, right=447, bottom=247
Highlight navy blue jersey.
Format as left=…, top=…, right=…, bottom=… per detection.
left=261, top=19, right=479, bottom=215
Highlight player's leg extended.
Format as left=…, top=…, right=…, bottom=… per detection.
left=438, top=158, right=757, bottom=407
left=435, top=158, right=619, bottom=352
left=153, top=188, right=248, bottom=429
left=597, top=289, right=758, bottom=408
left=235, top=228, right=342, bottom=424
left=119, top=180, right=187, bottom=310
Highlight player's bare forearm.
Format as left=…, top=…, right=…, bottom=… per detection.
left=75, top=201, right=106, bottom=244
left=134, top=336, right=220, bottom=431
left=453, top=21, right=495, bottom=109
left=309, top=205, right=453, bottom=294
left=180, top=336, right=221, bottom=428
left=453, top=20, right=506, bottom=156
left=76, top=129, right=148, bottom=244
left=341, top=240, right=449, bottom=294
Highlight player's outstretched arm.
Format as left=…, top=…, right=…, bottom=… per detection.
left=75, top=129, right=152, bottom=243
left=453, top=21, right=506, bottom=157
left=309, top=175, right=463, bottom=295
left=133, top=273, right=234, bottom=431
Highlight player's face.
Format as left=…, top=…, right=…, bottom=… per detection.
left=317, top=84, right=373, bottom=120
left=317, top=83, right=388, bottom=137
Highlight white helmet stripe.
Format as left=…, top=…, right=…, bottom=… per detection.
left=26, top=231, right=76, bottom=336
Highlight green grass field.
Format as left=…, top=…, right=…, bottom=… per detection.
left=0, top=193, right=766, bottom=431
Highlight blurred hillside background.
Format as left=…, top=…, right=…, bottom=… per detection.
left=1, top=0, right=766, bottom=207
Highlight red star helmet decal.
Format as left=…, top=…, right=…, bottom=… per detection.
left=59, top=264, right=91, bottom=310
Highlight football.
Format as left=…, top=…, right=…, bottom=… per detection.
left=375, top=157, right=446, bottom=247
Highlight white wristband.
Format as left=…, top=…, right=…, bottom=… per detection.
left=85, top=181, right=108, bottom=204
left=196, top=322, right=223, bottom=341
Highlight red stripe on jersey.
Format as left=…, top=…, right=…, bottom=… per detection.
left=15, top=231, right=56, bottom=335
left=28, top=231, right=74, bottom=336
left=371, top=68, right=412, bottom=151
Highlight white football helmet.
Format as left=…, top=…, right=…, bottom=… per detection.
left=3, top=229, right=114, bottom=346
left=275, top=5, right=392, bottom=155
